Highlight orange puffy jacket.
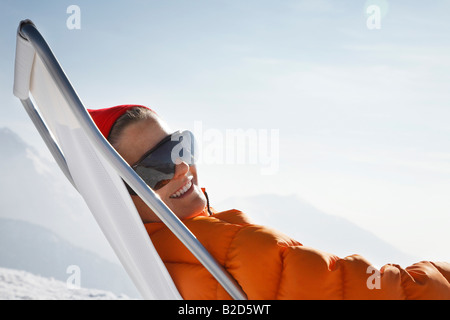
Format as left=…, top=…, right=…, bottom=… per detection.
left=145, top=209, right=450, bottom=300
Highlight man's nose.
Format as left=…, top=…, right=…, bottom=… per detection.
left=173, top=161, right=190, bottom=179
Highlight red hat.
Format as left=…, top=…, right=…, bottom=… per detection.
left=88, top=105, right=152, bottom=138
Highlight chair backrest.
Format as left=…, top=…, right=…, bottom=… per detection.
left=13, top=20, right=181, bottom=300
left=13, top=20, right=246, bottom=300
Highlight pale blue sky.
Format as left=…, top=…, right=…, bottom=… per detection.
left=1, top=1, right=450, bottom=261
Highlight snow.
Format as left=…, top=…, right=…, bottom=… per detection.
left=0, top=267, right=131, bottom=300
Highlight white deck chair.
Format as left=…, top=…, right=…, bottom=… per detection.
left=13, top=19, right=246, bottom=300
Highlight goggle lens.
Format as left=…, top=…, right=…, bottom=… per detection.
left=125, top=130, right=196, bottom=195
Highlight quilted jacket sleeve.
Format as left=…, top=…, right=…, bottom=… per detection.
left=219, top=211, right=450, bottom=300
left=277, top=247, right=450, bottom=299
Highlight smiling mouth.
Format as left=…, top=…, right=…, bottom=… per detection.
left=169, top=178, right=193, bottom=199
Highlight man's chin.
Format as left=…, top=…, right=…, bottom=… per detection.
left=170, top=197, right=207, bottom=220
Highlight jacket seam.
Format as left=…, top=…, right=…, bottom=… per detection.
left=216, top=226, right=245, bottom=299
left=273, top=246, right=286, bottom=300
left=398, top=265, right=409, bottom=300
left=340, top=260, right=346, bottom=300
left=221, top=226, right=249, bottom=299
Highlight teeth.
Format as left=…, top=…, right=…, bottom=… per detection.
left=170, top=180, right=192, bottom=198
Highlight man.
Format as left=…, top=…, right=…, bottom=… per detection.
left=89, top=105, right=450, bottom=300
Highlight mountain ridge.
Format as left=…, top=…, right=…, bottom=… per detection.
left=216, top=193, right=419, bottom=267
left=0, top=217, right=140, bottom=298
left=0, top=127, right=140, bottom=297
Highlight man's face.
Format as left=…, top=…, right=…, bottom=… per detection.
left=114, top=116, right=207, bottom=223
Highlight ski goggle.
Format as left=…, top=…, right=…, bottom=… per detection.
left=125, top=130, right=197, bottom=195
